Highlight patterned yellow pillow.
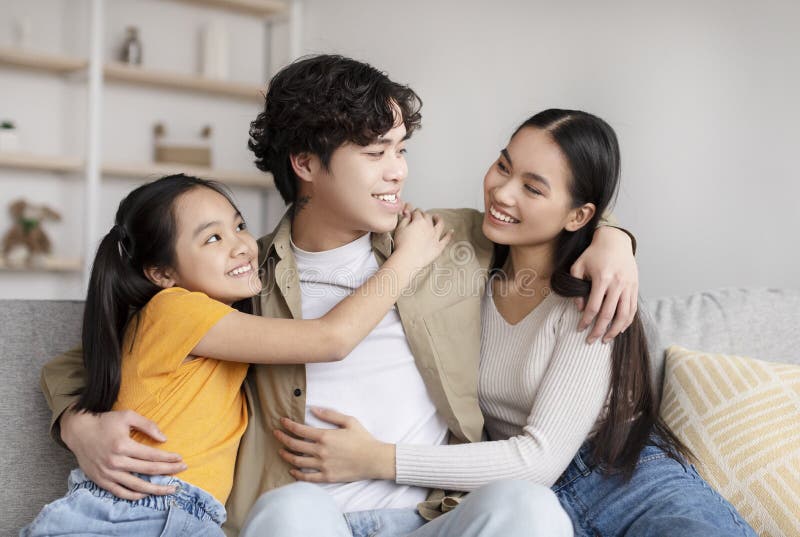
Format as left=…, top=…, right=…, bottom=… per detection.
left=660, top=345, right=800, bottom=537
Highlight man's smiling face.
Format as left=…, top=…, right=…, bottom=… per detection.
left=300, top=118, right=409, bottom=237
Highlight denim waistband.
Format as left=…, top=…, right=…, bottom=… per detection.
left=67, top=469, right=227, bottom=526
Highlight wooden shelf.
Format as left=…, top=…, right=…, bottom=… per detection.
left=104, top=62, right=265, bottom=101
left=0, top=154, right=274, bottom=189
left=0, top=152, right=83, bottom=174
left=170, top=0, right=289, bottom=17
left=0, top=49, right=265, bottom=101
left=0, top=257, right=82, bottom=273
left=103, top=161, right=275, bottom=189
left=0, top=47, right=87, bottom=75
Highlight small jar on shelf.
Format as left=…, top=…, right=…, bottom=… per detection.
left=120, top=26, right=143, bottom=65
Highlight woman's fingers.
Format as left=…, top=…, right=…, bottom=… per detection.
left=309, top=407, right=355, bottom=428
left=279, top=449, right=321, bottom=471
left=289, top=468, right=325, bottom=483
left=279, top=417, right=327, bottom=441
left=273, top=429, right=319, bottom=456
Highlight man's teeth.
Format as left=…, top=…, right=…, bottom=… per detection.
left=228, top=265, right=252, bottom=276
left=373, top=194, right=397, bottom=202
left=490, top=206, right=519, bottom=224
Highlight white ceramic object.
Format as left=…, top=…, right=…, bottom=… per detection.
left=0, top=130, right=19, bottom=153
left=200, top=21, right=229, bottom=80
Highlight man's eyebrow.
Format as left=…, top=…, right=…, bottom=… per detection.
left=373, top=132, right=410, bottom=145
left=193, top=211, right=242, bottom=238
left=499, top=148, right=551, bottom=190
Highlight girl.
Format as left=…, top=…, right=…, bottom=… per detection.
left=273, top=110, right=757, bottom=537
left=22, top=174, right=450, bottom=536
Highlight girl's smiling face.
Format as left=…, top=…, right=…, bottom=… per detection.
left=150, top=187, right=260, bottom=304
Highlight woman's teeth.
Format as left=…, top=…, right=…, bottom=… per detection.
left=373, top=193, right=397, bottom=203
left=489, top=205, right=519, bottom=224
left=228, top=264, right=252, bottom=276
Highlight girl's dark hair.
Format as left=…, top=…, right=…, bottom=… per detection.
left=248, top=54, right=422, bottom=206
left=74, top=174, right=244, bottom=413
left=492, top=109, right=686, bottom=477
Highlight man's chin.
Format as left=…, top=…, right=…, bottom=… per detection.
left=367, top=216, right=402, bottom=235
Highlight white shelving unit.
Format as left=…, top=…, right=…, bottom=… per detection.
left=0, top=0, right=299, bottom=298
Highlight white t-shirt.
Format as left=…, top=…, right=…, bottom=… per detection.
left=292, top=232, right=448, bottom=512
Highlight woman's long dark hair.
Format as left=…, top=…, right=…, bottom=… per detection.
left=74, top=174, right=243, bottom=413
left=492, top=109, right=686, bottom=478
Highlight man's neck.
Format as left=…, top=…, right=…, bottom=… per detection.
left=291, top=207, right=369, bottom=252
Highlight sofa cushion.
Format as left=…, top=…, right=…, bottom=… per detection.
left=0, top=300, right=82, bottom=536
left=645, top=288, right=800, bottom=392
left=660, top=345, right=800, bottom=537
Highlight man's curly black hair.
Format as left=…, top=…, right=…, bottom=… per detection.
left=248, top=54, right=423, bottom=206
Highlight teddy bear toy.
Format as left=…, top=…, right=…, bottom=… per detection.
left=2, top=199, right=62, bottom=268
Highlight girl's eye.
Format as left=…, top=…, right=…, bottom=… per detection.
left=524, top=185, right=543, bottom=196
left=497, top=161, right=509, bottom=174
left=398, top=148, right=408, bottom=155
left=206, top=234, right=221, bottom=244
left=237, top=222, right=247, bottom=231
left=366, top=151, right=384, bottom=157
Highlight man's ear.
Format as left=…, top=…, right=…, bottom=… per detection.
left=565, top=203, right=597, bottom=232
left=289, top=152, right=318, bottom=185
left=143, top=265, right=177, bottom=289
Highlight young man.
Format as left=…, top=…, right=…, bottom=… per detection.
left=42, top=55, right=637, bottom=536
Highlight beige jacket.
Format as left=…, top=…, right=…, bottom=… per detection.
left=40, top=207, right=496, bottom=535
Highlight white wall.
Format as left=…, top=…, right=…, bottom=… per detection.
left=301, top=0, right=800, bottom=299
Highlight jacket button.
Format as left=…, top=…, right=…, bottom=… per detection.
left=293, top=388, right=302, bottom=397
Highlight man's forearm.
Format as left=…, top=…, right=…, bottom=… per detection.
left=40, top=346, right=87, bottom=447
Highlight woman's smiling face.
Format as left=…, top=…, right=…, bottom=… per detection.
left=482, top=126, right=578, bottom=250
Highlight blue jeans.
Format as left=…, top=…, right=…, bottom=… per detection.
left=21, top=469, right=226, bottom=537
left=553, top=441, right=757, bottom=537
left=241, top=480, right=572, bottom=537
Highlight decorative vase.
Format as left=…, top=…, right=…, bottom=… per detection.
left=200, top=21, right=229, bottom=80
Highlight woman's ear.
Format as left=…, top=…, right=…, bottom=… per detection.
left=565, top=203, right=597, bottom=232
left=289, top=152, right=318, bottom=185
left=143, top=265, right=176, bottom=289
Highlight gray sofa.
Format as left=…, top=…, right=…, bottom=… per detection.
left=2, top=288, right=798, bottom=535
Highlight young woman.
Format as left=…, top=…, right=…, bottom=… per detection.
left=21, top=174, right=450, bottom=536
left=272, top=110, right=756, bottom=537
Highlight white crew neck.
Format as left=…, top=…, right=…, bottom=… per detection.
left=291, top=232, right=372, bottom=264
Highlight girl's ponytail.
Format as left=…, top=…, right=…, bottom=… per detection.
left=75, top=226, right=157, bottom=413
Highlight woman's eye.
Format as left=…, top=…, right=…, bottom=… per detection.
left=237, top=222, right=247, bottom=231
left=524, top=185, right=542, bottom=196
left=206, top=234, right=221, bottom=244
left=398, top=148, right=408, bottom=155
left=497, top=161, right=509, bottom=173
left=366, top=150, right=384, bottom=157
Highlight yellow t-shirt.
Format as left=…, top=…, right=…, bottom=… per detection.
left=113, top=287, right=249, bottom=504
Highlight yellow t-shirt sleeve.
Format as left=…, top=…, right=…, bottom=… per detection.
left=125, top=287, right=234, bottom=378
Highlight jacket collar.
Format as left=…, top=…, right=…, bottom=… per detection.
left=266, top=207, right=294, bottom=261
